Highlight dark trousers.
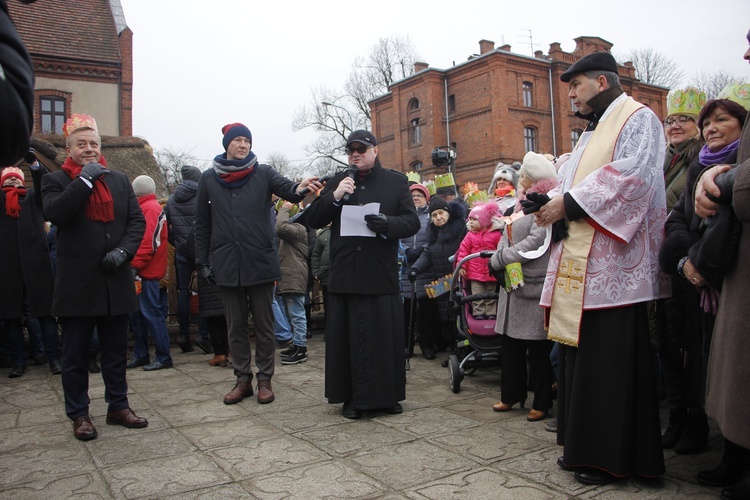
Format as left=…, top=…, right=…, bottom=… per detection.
left=175, top=251, right=209, bottom=340
left=60, top=315, right=130, bottom=420
left=499, top=334, right=554, bottom=411
left=207, top=316, right=229, bottom=357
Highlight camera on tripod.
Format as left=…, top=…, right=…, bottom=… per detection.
left=431, top=146, right=456, bottom=168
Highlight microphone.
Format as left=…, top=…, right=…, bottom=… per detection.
left=342, top=165, right=357, bottom=202
left=297, top=172, right=334, bottom=196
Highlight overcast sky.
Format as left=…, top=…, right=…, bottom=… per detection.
left=120, top=0, right=749, bottom=170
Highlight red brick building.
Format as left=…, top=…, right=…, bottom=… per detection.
left=369, top=36, right=668, bottom=188
left=8, top=0, right=133, bottom=137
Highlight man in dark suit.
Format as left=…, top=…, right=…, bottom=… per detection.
left=41, top=114, right=148, bottom=441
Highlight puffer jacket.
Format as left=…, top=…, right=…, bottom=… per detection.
left=164, top=179, right=198, bottom=255
left=400, top=204, right=430, bottom=298
left=131, top=194, right=168, bottom=280
left=276, top=205, right=308, bottom=294
left=455, top=222, right=502, bottom=282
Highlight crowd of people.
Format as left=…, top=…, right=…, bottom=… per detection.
left=2, top=12, right=750, bottom=495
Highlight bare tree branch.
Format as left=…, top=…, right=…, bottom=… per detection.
left=620, top=47, right=684, bottom=88
left=154, top=147, right=205, bottom=194
left=689, top=70, right=749, bottom=100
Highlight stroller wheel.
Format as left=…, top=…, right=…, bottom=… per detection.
left=448, top=354, right=462, bottom=393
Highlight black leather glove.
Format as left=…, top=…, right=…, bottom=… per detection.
left=408, top=269, right=418, bottom=283
left=364, top=213, right=388, bottom=234
left=488, top=260, right=505, bottom=282
left=131, top=267, right=139, bottom=279
left=520, top=192, right=551, bottom=215
left=101, top=247, right=130, bottom=273
left=78, top=162, right=110, bottom=183
left=199, top=264, right=216, bottom=285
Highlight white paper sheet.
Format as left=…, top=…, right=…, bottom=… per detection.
left=340, top=202, right=381, bottom=237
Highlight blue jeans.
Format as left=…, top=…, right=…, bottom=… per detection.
left=281, top=293, right=307, bottom=348
left=273, top=289, right=291, bottom=342
left=130, top=278, right=173, bottom=364
left=174, top=252, right=209, bottom=340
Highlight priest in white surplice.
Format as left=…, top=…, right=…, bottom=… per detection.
left=533, top=52, right=670, bottom=485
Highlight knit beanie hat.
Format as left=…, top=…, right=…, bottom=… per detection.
left=132, top=175, right=156, bottom=197
left=1, top=166, right=24, bottom=186
left=428, top=196, right=449, bottom=215
left=519, top=152, right=557, bottom=182
left=181, top=165, right=202, bottom=182
left=410, top=183, right=430, bottom=202
left=468, top=202, right=499, bottom=228
left=222, top=122, right=252, bottom=151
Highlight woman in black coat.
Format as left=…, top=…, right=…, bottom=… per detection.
left=410, top=198, right=467, bottom=358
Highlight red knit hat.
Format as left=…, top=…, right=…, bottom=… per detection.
left=222, top=123, right=252, bottom=150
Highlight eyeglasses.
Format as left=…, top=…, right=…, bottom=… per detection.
left=664, top=116, right=694, bottom=127
left=345, top=145, right=371, bottom=155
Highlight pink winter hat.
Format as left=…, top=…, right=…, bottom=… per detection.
left=468, top=202, right=498, bottom=228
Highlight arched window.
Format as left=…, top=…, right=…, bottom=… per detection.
left=410, top=161, right=423, bottom=172
left=524, top=127, right=537, bottom=153
left=523, top=81, right=533, bottom=107
left=410, top=118, right=422, bottom=145
left=571, top=129, right=582, bottom=149
left=408, top=98, right=420, bottom=111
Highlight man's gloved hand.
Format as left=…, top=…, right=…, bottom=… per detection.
left=520, top=192, right=551, bottom=215
left=199, top=265, right=216, bottom=285
left=364, top=213, right=388, bottom=234
left=78, top=162, right=110, bottom=183
left=101, top=247, right=130, bottom=273
left=408, top=269, right=418, bottom=283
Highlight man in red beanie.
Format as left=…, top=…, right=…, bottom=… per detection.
left=42, top=114, right=148, bottom=441
left=195, top=122, right=322, bottom=406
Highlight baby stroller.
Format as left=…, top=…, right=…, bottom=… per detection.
left=446, top=250, right=502, bottom=393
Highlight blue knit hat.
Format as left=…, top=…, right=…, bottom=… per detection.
left=221, top=122, right=252, bottom=151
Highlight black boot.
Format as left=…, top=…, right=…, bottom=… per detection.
left=721, top=476, right=750, bottom=500
left=674, top=411, right=709, bottom=454
left=698, top=439, right=749, bottom=487
left=662, top=406, right=687, bottom=449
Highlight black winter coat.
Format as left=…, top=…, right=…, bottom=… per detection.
left=412, top=200, right=467, bottom=320
left=164, top=179, right=198, bottom=256
left=400, top=204, right=430, bottom=298
left=0, top=168, right=55, bottom=318
left=42, top=169, right=145, bottom=317
left=304, top=160, right=420, bottom=295
left=194, top=164, right=302, bottom=287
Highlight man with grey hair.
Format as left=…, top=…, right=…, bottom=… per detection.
left=532, top=52, right=668, bottom=484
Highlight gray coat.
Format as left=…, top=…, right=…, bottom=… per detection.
left=490, top=212, right=550, bottom=340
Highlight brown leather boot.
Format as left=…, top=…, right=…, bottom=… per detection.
left=209, top=355, right=227, bottom=367
left=257, top=379, right=275, bottom=404
left=223, top=380, right=253, bottom=404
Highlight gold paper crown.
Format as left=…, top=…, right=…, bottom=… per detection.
left=465, top=190, right=489, bottom=206
left=406, top=171, right=421, bottom=183
left=462, top=181, right=479, bottom=196
left=717, top=83, right=750, bottom=111
left=423, top=180, right=436, bottom=196
left=63, top=114, right=98, bottom=138
left=434, top=173, right=455, bottom=189
left=667, top=87, right=707, bottom=117
left=275, top=199, right=299, bottom=218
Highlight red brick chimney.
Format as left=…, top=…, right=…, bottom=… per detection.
left=479, top=39, right=495, bottom=55
left=414, top=61, right=428, bottom=72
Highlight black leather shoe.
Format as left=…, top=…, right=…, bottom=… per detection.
left=422, top=349, right=436, bottom=360
left=342, top=401, right=361, bottom=419
left=88, top=354, right=100, bottom=373
left=557, top=456, right=579, bottom=471
left=143, top=360, right=173, bottom=371
left=8, top=364, right=27, bottom=378
left=49, top=359, right=62, bottom=375
left=385, top=403, right=403, bottom=414
left=126, top=357, right=148, bottom=369
left=176, top=335, right=194, bottom=353
left=721, top=476, right=750, bottom=500
left=193, top=337, right=213, bottom=354
left=699, top=459, right=747, bottom=487
left=574, top=468, right=619, bottom=485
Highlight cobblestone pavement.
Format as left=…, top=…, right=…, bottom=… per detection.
left=0, top=328, right=722, bottom=499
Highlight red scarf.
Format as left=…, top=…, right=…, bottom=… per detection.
left=61, top=155, right=115, bottom=222
left=2, top=185, right=26, bottom=217
left=218, top=167, right=254, bottom=184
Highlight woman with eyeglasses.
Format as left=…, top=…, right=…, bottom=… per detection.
left=660, top=90, right=748, bottom=486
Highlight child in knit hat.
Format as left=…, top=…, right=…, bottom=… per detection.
left=455, top=202, right=502, bottom=319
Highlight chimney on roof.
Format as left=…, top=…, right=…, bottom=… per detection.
left=479, top=39, right=495, bottom=55
left=414, top=61, right=428, bottom=72
left=498, top=44, right=511, bottom=52
left=534, top=50, right=545, bottom=59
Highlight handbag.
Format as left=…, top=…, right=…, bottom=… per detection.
left=188, top=270, right=199, bottom=293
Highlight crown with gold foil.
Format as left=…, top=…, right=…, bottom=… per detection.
left=717, top=83, right=750, bottom=111
left=275, top=198, right=299, bottom=218
left=423, top=180, right=436, bottom=196
left=405, top=171, right=421, bottom=184
left=462, top=181, right=479, bottom=196
left=434, top=173, right=455, bottom=189
left=465, top=190, right=489, bottom=206
left=63, top=114, right=98, bottom=138
left=667, top=87, right=707, bottom=117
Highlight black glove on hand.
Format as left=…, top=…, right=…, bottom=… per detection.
left=101, top=247, right=130, bottom=273
left=551, top=220, right=568, bottom=243
left=78, top=162, right=110, bottom=183
left=131, top=267, right=139, bottom=279
left=199, top=265, right=216, bottom=285
left=364, top=213, right=388, bottom=234
left=488, top=260, right=505, bottom=283
left=520, top=192, right=551, bottom=215
left=408, top=269, right=418, bottom=283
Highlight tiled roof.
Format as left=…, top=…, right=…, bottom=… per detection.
left=7, top=0, right=123, bottom=64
